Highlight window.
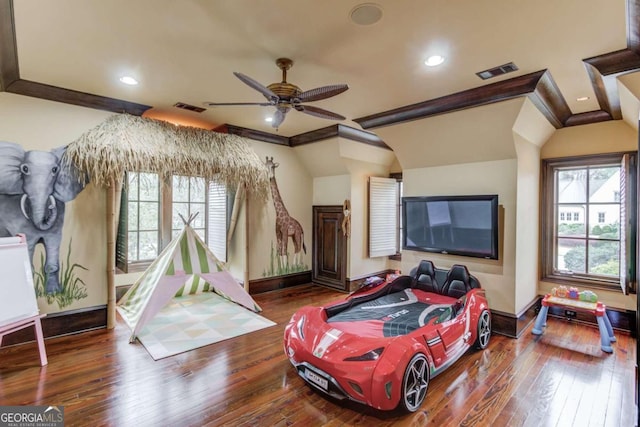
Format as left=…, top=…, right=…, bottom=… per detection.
left=116, top=172, right=229, bottom=273
left=541, top=153, right=637, bottom=293
left=172, top=176, right=206, bottom=241
left=124, top=172, right=160, bottom=264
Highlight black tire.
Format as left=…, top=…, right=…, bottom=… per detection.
left=475, top=309, right=491, bottom=350
left=399, top=353, right=429, bottom=412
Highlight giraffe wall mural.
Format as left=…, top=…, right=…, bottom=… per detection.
left=264, top=156, right=307, bottom=275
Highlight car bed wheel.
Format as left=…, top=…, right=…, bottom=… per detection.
left=399, top=353, right=429, bottom=412
left=475, top=310, right=491, bottom=349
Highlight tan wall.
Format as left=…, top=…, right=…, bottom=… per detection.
left=247, top=142, right=312, bottom=281
left=344, top=159, right=391, bottom=279
left=0, top=93, right=112, bottom=314
left=313, top=175, right=350, bottom=206
left=401, top=159, right=518, bottom=313
left=513, top=136, right=541, bottom=313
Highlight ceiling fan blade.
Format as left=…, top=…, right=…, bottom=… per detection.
left=233, top=72, right=279, bottom=103
left=295, top=104, right=346, bottom=121
left=204, top=101, right=272, bottom=106
left=271, top=108, right=287, bottom=128
left=297, top=84, right=349, bottom=102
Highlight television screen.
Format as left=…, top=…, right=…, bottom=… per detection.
left=402, top=195, right=499, bottom=259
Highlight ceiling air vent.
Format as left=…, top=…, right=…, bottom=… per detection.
left=173, top=102, right=206, bottom=113
left=475, top=62, right=519, bottom=80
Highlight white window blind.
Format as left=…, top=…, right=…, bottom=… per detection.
left=369, top=176, right=399, bottom=257
left=207, top=181, right=227, bottom=262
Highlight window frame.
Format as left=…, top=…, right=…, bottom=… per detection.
left=116, top=171, right=229, bottom=273
left=541, top=152, right=637, bottom=293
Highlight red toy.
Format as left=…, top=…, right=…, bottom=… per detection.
left=283, top=263, right=491, bottom=412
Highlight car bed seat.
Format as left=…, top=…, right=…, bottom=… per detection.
left=410, top=260, right=441, bottom=293
left=440, top=264, right=472, bottom=299
left=469, top=275, right=481, bottom=289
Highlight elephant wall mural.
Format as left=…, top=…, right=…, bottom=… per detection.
left=0, top=141, right=87, bottom=294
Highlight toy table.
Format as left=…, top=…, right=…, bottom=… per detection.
left=531, top=294, right=616, bottom=353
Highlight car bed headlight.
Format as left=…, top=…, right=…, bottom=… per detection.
left=296, top=315, right=305, bottom=340
left=344, top=347, right=384, bottom=361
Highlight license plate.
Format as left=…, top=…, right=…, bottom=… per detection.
left=304, top=368, right=328, bottom=391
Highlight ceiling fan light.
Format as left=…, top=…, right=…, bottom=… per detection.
left=265, top=116, right=273, bottom=123
left=424, top=55, right=445, bottom=67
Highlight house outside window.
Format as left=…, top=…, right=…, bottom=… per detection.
left=541, top=153, right=637, bottom=293
left=117, top=172, right=229, bottom=273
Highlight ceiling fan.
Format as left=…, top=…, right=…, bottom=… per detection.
left=205, top=58, right=348, bottom=128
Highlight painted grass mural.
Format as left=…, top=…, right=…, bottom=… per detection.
left=263, top=241, right=308, bottom=277
left=34, top=239, right=88, bottom=309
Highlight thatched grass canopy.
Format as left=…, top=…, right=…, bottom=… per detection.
left=65, top=114, right=269, bottom=198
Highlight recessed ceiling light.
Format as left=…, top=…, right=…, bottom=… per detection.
left=265, top=116, right=273, bottom=123
left=424, top=55, right=445, bottom=67
left=350, top=3, right=383, bottom=25
left=119, top=76, right=139, bottom=85
left=576, top=96, right=590, bottom=102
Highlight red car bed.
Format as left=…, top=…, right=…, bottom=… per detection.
left=283, top=262, right=491, bottom=412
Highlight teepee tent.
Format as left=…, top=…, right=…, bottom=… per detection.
left=117, top=215, right=261, bottom=342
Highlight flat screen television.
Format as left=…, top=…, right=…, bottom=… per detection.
left=402, top=195, right=499, bottom=260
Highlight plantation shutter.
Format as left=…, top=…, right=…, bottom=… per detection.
left=620, top=154, right=637, bottom=294
left=368, top=176, right=399, bottom=257
left=207, top=180, right=227, bottom=262
left=115, top=177, right=129, bottom=273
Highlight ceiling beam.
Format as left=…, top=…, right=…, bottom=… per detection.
left=1, top=0, right=639, bottom=138
left=290, top=124, right=390, bottom=148
left=353, top=70, right=572, bottom=130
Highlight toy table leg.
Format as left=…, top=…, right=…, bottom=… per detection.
left=531, top=305, right=549, bottom=335
left=596, top=315, right=614, bottom=353
left=602, top=312, right=616, bottom=343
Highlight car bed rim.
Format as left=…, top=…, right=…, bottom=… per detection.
left=478, top=311, right=491, bottom=348
left=402, top=354, right=429, bottom=412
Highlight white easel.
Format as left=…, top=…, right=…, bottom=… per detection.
left=0, top=234, right=47, bottom=366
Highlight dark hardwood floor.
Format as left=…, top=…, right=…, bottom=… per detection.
left=0, top=284, right=636, bottom=426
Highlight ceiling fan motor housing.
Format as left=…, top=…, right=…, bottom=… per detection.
left=267, top=82, right=302, bottom=101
